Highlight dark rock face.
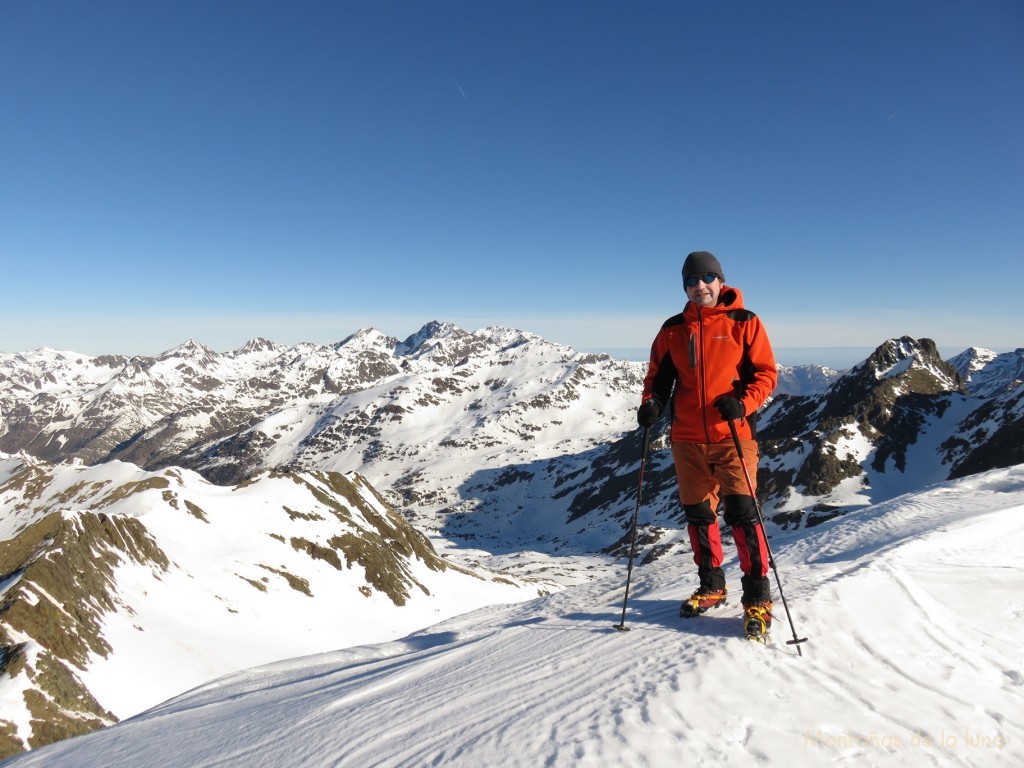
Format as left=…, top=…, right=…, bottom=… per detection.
left=756, top=337, right=1021, bottom=527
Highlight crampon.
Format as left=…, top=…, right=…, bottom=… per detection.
left=680, top=586, right=728, bottom=618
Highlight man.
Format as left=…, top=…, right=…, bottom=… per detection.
left=637, top=250, right=778, bottom=639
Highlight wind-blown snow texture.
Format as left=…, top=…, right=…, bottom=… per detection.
left=5, top=465, right=1022, bottom=768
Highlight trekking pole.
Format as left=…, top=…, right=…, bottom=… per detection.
left=728, top=420, right=809, bottom=655
left=613, top=425, right=651, bottom=632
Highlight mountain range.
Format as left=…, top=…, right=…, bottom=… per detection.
left=0, top=321, right=1021, bottom=758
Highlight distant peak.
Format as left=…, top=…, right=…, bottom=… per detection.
left=835, top=335, right=962, bottom=397
left=951, top=347, right=1024, bottom=398
left=946, top=346, right=998, bottom=373
left=335, top=328, right=399, bottom=352
left=395, top=321, right=465, bottom=356
left=420, top=320, right=459, bottom=336
left=159, top=339, right=216, bottom=360
left=238, top=338, right=281, bottom=354
left=852, top=336, right=940, bottom=374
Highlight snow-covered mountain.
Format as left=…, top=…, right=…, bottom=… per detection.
left=774, top=362, right=842, bottom=396
left=2, top=327, right=1020, bottom=573
left=0, top=452, right=546, bottom=757
left=0, top=323, right=642, bottom=486
left=754, top=338, right=1023, bottom=527
left=4, top=464, right=1023, bottom=767
left=0, top=322, right=836, bottom=484
left=4, top=325, right=1015, bottom=534
left=0, top=323, right=653, bottom=566
left=947, top=346, right=1023, bottom=398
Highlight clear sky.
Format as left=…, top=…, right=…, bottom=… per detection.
left=2, top=1, right=1021, bottom=367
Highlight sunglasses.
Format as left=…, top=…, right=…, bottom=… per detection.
left=684, top=272, right=719, bottom=288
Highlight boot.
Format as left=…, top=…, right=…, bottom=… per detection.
left=743, top=600, right=773, bottom=640
left=680, top=585, right=728, bottom=617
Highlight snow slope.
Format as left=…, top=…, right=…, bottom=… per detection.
left=0, top=453, right=549, bottom=749
left=6, top=465, right=1022, bottom=767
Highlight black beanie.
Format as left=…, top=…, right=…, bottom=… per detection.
left=682, top=251, right=724, bottom=281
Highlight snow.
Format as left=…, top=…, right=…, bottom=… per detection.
left=0, top=640, right=38, bottom=746
left=0, top=454, right=549, bottom=743
left=72, top=470, right=544, bottom=721
left=876, top=355, right=914, bottom=380
left=7, top=464, right=1023, bottom=767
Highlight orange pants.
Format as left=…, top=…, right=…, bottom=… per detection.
left=671, top=439, right=759, bottom=509
left=671, top=440, right=770, bottom=597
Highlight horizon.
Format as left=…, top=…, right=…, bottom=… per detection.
left=2, top=1, right=1022, bottom=356
left=1, top=317, right=1012, bottom=369
left=2, top=317, right=1012, bottom=372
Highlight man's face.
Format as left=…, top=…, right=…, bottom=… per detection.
left=685, top=272, right=722, bottom=307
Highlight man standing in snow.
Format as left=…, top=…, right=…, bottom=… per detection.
left=637, top=250, right=778, bottom=639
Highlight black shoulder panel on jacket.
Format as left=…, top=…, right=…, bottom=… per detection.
left=727, top=309, right=756, bottom=322
left=662, top=311, right=687, bottom=329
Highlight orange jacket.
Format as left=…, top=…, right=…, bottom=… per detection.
left=642, top=286, right=777, bottom=444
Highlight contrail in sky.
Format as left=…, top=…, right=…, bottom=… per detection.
left=451, top=74, right=467, bottom=99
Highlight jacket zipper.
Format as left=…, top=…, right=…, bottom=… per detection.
left=696, top=307, right=712, bottom=443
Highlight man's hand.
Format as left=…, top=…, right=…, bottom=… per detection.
left=714, top=396, right=745, bottom=422
left=637, top=399, right=662, bottom=427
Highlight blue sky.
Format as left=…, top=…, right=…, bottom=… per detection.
left=2, top=1, right=1021, bottom=367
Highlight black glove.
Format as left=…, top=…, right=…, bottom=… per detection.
left=636, top=399, right=662, bottom=427
left=714, top=396, right=745, bottom=422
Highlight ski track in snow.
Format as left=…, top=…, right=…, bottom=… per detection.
left=5, top=468, right=1024, bottom=767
